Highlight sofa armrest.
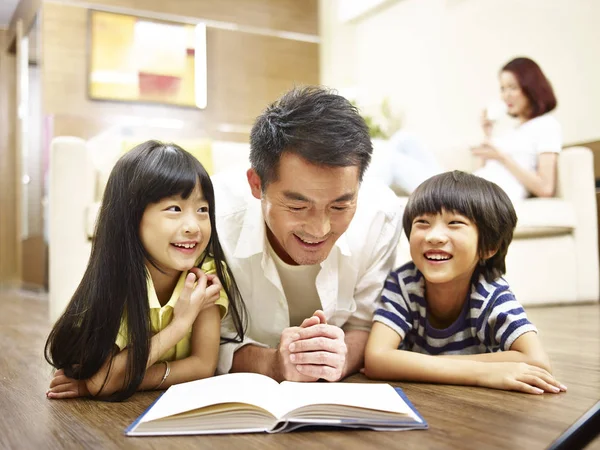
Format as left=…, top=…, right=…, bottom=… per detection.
left=557, top=146, right=599, bottom=301
left=49, top=137, right=96, bottom=321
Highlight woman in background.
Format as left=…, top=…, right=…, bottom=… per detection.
left=375, top=57, right=561, bottom=201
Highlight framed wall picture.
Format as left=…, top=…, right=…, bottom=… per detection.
left=88, top=10, right=207, bottom=108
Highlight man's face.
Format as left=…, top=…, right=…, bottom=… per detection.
left=247, top=152, right=360, bottom=266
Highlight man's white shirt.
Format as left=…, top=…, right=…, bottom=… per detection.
left=212, top=169, right=404, bottom=374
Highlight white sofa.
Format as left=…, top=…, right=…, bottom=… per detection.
left=48, top=136, right=599, bottom=322
left=390, top=146, right=600, bottom=306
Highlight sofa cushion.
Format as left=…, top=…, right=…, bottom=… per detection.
left=513, top=198, right=575, bottom=238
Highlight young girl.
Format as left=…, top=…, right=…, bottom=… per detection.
left=364, top=171, right=566, bottom=395
left=45, top=140, right=246, bottom=401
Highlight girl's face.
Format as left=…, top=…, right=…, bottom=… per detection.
left=499, top=70, right=531, bottom=120
left=139, top=183, right=211, bottom=280
left=409, top=209, right=479, bottom=291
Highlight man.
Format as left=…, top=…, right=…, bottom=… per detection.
left=213, top=86, right=403, bottom=382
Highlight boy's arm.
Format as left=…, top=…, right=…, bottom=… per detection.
left=364, top=322, right=564, bottom=394
left=453, top=290, right=552, bottom=371
left=365, top=322, right=481, bottom=385
left=439, top=332, right=552, bottom=372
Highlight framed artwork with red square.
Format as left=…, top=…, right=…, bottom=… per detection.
left=88, top=10, right=207, bottom=108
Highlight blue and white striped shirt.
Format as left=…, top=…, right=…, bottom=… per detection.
left=373, top=262, right=537, bottom=355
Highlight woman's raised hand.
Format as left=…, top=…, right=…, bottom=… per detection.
left=481, top=109, right=494, bottom=139
left=174, top=268, right=221, bottom=327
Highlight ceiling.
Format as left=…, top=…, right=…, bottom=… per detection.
left=0, top=0, right=19, bottom=28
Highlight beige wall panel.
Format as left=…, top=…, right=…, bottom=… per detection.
left=66, top=0, right=317, bottom=34
left=207, top=28, right=319, bottom=126
left=9, top=0, right=316, bottom=50
left=42, top=3, right=318, bottom=142
left=0, top=30, right=19, bottom=283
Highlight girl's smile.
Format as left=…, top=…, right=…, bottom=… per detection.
left=140, top=184, right=211, bottom=281
left=171, top=240, right=199, bottom=255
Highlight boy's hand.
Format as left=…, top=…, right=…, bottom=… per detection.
left=477, top=362, right=567, bottom=394
left=46, top=369, right=89, bottom=399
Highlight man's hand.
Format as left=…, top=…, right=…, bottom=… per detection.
left=273, top=310, right=326, bottom=382
left=476, top=362, right=567, bottom=395
left=275, top=309, right=347, bottom=382
left=288, top=324, right=347, bottom=381
left=299, top=310, right=327, bottom=328
left=276, top=309, right=347, bottom=382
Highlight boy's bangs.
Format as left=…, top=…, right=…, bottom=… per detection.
left=407, top=175, right=478, bottom=223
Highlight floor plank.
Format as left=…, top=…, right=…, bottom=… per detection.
left=0, top=289, right=598, bottom=449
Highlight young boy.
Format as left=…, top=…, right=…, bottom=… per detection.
left=364, top=171, right=566, bottom=395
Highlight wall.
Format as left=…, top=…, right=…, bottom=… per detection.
left=320, top=0, right=600, bottom=170
left=7, top=0, right=317, bottom=48
left=42, top=2, right=319, bottom=142
left=2, top=0, right=319, bottom=288
left=0, top=29, right=18, bottom=285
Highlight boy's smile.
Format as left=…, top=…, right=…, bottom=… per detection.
left=410, top=210, right=480, bottom=290
left=423, top=249, right=452, bottom=262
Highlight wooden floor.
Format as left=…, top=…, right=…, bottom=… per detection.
left=1, top=289, right=599, bottom=449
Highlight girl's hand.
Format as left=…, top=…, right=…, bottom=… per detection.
left=471, top=142, right=505, bottom=162
left=46, top=369, right=90, bottom=399
left=477, top=362, right=567, bottom=395
left=174, top=268, right=221, bottom=328
left=204, top=273, right=223, bottom=307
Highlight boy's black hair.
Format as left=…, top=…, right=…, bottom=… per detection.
left=45, top=141, right=246, bottom=401
left=249, top=85, right=372, bottom=189
left=402, top=171, right=517, bottom=282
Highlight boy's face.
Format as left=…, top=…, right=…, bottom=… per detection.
left=409, top=209, right=479, bottom=290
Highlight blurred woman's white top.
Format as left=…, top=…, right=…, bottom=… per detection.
left=475, top=114, right=562, bottom=200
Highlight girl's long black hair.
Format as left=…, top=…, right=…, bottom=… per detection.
left=44, top=141, right=246, bottom=401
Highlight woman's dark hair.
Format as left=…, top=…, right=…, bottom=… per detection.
left=44, top=140, right=246, bottom=401
left=501, top=57, right=557, bottom=119
left=249, top=85, right=372, bottom=189
left=402, top=171, right=518, bottom=283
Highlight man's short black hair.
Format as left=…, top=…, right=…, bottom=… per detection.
left=402, top=171, right=518, bottom=282
left=249, top=86, right=372, bottom=189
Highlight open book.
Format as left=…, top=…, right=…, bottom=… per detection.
left=126, top=373, right=427, bottom=435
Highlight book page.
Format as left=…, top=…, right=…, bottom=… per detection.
left=277, top=382, right=414, bottom=418
left=140, top=373, right=281, bottom=423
